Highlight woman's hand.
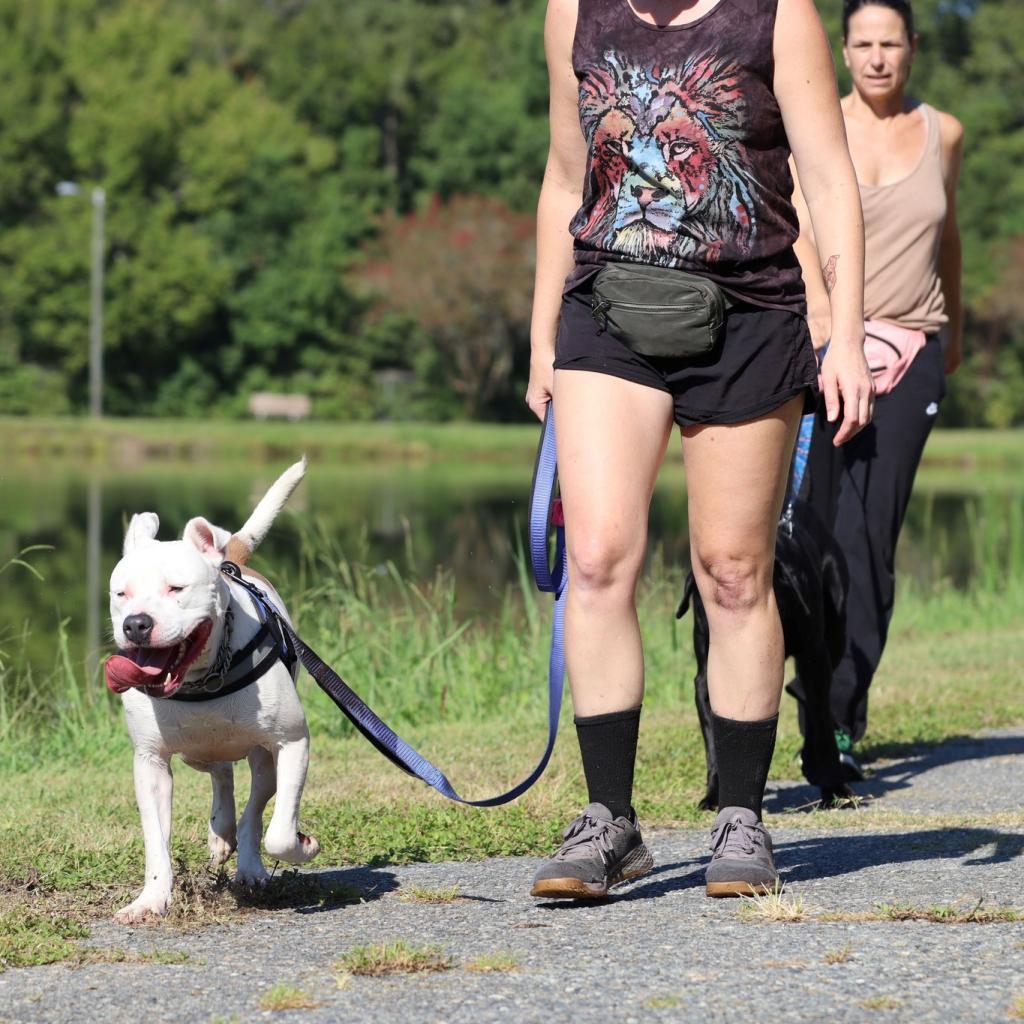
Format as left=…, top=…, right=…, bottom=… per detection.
left=820, top=336, right=875, bottom=446
left=525, top=346, right=555, bottom=422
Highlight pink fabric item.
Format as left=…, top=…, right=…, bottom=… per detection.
left=863, top=319, right=927, bottom=396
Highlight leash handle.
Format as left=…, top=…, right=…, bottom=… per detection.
left=529, top=406, right=566, bottom=597
left=216, top=410, right=567, bottom=807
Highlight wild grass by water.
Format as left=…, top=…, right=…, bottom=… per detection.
left=2, top=493, right=1022, bottom=770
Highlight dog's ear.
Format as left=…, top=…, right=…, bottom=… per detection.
left=123, top=513, right=160, bottom=556
left=183, top=517, right=232, bottom=565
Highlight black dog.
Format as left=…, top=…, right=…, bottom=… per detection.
left=677, top=499, right=853, bottom=809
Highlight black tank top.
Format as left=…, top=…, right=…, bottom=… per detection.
left=567, top=0, right=806, bottom=313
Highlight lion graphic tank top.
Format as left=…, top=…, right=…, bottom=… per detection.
left=566, top=0, right=806, bottom=313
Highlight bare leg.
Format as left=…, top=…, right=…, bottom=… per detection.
left=117, top=752, right=174, bottom=923
left=681, top=397, right=803, bottom=720
left=553, top=369, right=675, bottom=716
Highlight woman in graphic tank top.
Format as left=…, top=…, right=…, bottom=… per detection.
left=790, top=0, right=964, bottom=774
left=526, top=0, right=873, bottom=900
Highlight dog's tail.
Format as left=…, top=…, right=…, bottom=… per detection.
left=224, top=457, right=307, bottom=566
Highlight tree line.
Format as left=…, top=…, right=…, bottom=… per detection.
left=0, top=0, right=1021, bottom=425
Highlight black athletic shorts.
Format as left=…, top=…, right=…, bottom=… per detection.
left=554, top=279, right=818, bottom=427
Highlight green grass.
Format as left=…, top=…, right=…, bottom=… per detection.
left=334, top=940, right=453, bottom=976
left=871, top=900, right=1023, bottom=924
left=0, top=906, right=89, bottom=969
left=1, top=416, right=1020, bottom=468
left=823, top=944, right=853, bottom=964
left=739, top=897, right=1023, bottom=926
left=647, top=995, right=683, bottom=1010
left=860, top=996, right=902, bottom=1011
left=0, top=416, right=543, bottom=465
left=257, top=984, right=320, bottom=1011
left=396, top=884, right=462, bottom=904
left=465, top=951, right=519, bottom=973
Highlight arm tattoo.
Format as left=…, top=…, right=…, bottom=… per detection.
left=822, top=255, right=839, bottom=296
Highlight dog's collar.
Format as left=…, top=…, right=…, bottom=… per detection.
left=167, top=566, right=295, bottom=703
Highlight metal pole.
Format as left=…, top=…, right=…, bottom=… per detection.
left=89, top=187, right=105, bottom=418
left=86, top=476, right=102, bottom=684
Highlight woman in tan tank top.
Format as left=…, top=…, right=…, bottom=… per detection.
left=789, top=0, right=964, bottom=778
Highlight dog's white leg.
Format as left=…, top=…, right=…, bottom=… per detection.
left=206, top=762, right=237, bottom=866
left=235, top=746, right=276, bottom=885
left=116, top=752, right=174, bottom=924
left=264, top=736, right=320, bottom=864
left=183, top=758, right=238, bottom=866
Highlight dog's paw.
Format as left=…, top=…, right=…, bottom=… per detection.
left=264, top=830, right=320, bottom=864
left=115, top=890, right=171, bottom=924
left=234, top=862, right=271, bottom=888
left=207, top=833, right=237, bottom=867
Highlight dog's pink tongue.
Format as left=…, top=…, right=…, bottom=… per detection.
left=105, top=647, right=178, bottom=694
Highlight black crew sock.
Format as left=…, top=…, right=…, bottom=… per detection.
left=574, top=705, right=642, bottom=821
left=711, top=711, right=779, bottom=819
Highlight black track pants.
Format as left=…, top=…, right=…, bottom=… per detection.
left=803, top=338, right=946, bottom=743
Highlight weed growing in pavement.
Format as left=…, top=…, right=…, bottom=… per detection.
left=859, top=995, right=902, bottom=1010
left=465, top=951, right=519, bottom=973
left=334, top=940, right=453, bottom=977
left=737, top=885, right=806, bottom=922
left=257, top=984, right=320, bottom=1011
left=824, top=944, right=854, bottom=964
left=396, top=884, right=462, bottom=904
left=647, top=994, right=682, bottom=1009
left=870, top=899, right=1022, bottom=924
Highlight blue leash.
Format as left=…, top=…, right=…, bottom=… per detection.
left=220, top=408, right=566, bottom=807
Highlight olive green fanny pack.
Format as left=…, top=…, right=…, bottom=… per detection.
left=591, top=263, right=732, bottom=359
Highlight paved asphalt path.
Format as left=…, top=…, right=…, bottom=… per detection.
left=3, top=730, right=1022, bottom=1024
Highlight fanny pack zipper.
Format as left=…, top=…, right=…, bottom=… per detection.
left=595, top=301, right=709, bottom=313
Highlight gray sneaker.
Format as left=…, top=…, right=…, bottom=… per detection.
left=705, top=806, right=778, bottom=897
left=531, top=802, right=654, bottom=899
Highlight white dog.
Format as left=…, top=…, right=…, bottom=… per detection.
left=106, top=459, right=320, bottom=924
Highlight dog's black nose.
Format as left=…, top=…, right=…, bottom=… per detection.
left=122, top=613, right=155, bottom=645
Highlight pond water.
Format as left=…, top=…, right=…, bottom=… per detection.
left=1, top=457, right=1020, bottom=685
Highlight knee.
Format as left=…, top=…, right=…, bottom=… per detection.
left=568, top=533, right=641, bottom=597
left=694, top=553, right=771, bottom=616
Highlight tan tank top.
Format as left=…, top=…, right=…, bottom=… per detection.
left=860, top=103, right=948, bottom=334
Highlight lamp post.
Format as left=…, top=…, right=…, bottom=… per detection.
left=56, top=181, right=106, bottom=418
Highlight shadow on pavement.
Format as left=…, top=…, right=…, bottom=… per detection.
left=248, top=865, right=400, bottom=915
left=763, top=732, right=1024, bottom=813
left=778, top=827, right=1024, bottom=882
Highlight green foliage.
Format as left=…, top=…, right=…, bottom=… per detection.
left=0, top=0, right=1021, bottom=422
left=0, top=906, right=89, bottom=970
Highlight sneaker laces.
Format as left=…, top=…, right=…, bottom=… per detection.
left=710, top=817, right=766, bottom=860
left=554, top=812, right=620, bottom=865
